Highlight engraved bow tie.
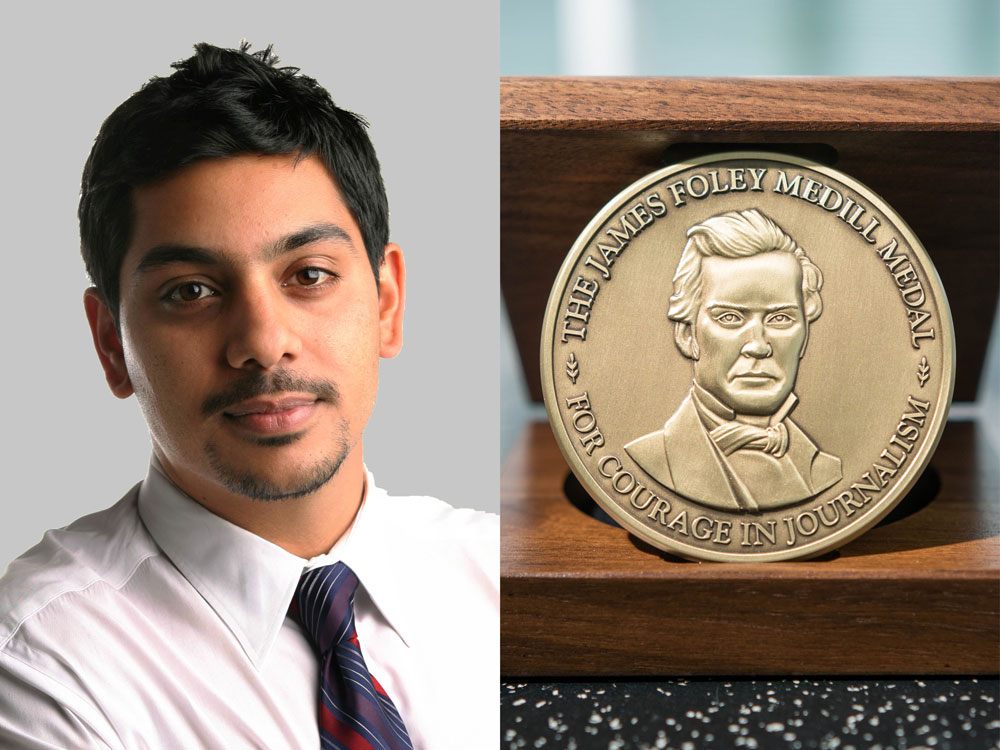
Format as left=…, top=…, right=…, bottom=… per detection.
left=710, top=420, right=789, bottom=458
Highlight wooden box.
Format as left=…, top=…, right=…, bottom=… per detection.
left=500, top=78, right=1000, bottom=676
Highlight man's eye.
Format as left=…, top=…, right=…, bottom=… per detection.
left=290, top=268, right=336, bottom=287
left=717, top=312, right=742, bottom=325
left=167, top=282, right=216, bottom=302
left=769, top=313, right=794, bottom=325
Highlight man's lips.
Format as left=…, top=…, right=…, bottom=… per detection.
left=223, top=396, right=321, bottom=433
left=224, top=396, right=319, bottom=417
left=731, top=372, right=780, bottom=386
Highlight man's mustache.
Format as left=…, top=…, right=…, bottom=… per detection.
left=201, top=370, right=340, bottom=417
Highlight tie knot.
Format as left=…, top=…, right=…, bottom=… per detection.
left=293, top=562, right=359, bottom=654
left=710, top=420, right=789, bottom=458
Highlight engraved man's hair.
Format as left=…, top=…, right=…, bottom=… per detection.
left=668, top=209, right=824, bottom=330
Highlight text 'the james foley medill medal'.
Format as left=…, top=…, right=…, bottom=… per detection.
left=541, top=153, right=955, bottom=562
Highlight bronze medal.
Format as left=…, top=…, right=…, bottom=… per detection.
left=540, top=152, right=955, bottom=562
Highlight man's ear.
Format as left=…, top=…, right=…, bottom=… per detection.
left=803, top=289, right=823, bottom=323
left=83, top=288, right=133, bottom=399
left=377, top=243, right=405, bottom=359
left=801, top=289, right=822, bottom=359
left=673, top=321, right=700, bottom=361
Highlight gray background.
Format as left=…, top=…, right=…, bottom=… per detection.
left=500, top=0, right=1000, bottom=462
left=1, top=1, right=499, bottom=567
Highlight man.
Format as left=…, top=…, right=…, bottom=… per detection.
left=625, top=209, right=841, bottom=513
left=0, top=43, right=497, bottom=749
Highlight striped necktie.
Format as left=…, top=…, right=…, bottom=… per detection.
left=293, top=563, right=413, bottom=750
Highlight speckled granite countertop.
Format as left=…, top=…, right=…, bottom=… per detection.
left=501, top=679, right=998, bottom=749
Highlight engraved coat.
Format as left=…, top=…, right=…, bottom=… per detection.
left=624, top=393, right=842, bottom=512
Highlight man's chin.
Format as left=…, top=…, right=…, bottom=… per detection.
left=204, top=437, right=351, bottom=502
left=726, top=380, right=788, bottom=417
left=238, top=430, right=308, bottom=448
left=727, top=389, right=788, bottom=417
left=209, top=458, right=344, bottom=502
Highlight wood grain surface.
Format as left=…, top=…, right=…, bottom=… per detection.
left=500, top=78, right=1000, bottom=403
left=501, top=421, right=999, bottom=676
left=501, top=77, right=1000, bottom=130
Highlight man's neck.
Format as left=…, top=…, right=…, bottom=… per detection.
left=152, top=447, right=366, bottom=559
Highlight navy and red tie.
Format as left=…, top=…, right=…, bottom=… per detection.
left=293, top=563, right=413, bottom=750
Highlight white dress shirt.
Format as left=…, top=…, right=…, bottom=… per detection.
left=0, top=461, right=498, bottom=749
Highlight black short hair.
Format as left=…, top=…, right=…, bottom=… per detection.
left=79, top=42, right=389, bottom=321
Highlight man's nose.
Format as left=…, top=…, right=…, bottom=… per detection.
left=740, top=322, right=772, bottom=359
left=224, top=285, right=302, bottom=371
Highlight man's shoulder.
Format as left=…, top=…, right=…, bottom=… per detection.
left=623, top=430, right=664, bottom=469
left=0, top=484, right=158, bottom=648
left=625, top=395, right=702, bottom=481
left=377, top=491, right=496, bottom=531
left=361, top=490, right=499, bottom=642
left=371, top=490, right=498, bottom=552
left=364, top=488, right=498, bottom=584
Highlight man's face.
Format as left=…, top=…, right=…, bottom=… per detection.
left=88, top=154, right=403, bottom=502
left=691, top=252, right=806, bottom=417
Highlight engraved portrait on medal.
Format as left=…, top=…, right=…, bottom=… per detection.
left=624, top=209, right=841, bottom=512
left=541, top=153, right=954, bottom=562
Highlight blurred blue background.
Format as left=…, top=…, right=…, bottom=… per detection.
left=499, top=0, right=1000, bottom=461
left=502, top=0, right=999, bottom=76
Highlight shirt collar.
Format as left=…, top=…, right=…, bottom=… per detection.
left=328, top=477, right=416, bottom=649
left=137, top=458, right=412, bottom=669
left=691, top=383, right=798, bottom=426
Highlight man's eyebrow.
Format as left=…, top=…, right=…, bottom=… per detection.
left=134, top=245, right=219, bottom=276
left=132, top=223, right=356, bottom=277
left=704, top=302, right=799, bottom=312
left=264, top=223, right=355, bottom=261
left=706, top=303, right=751, bottom=312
